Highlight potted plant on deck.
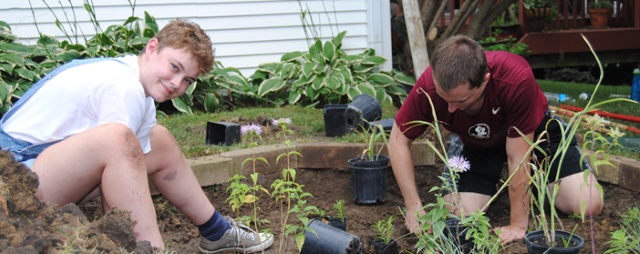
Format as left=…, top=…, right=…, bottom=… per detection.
left=348, top=122, right=390, bottom=205
left=588, top=0, right=614, bottom=29
left=522, top=0, right=557, bottom=32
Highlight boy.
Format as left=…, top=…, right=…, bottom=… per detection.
left=0, top=19, right=273, bottom=253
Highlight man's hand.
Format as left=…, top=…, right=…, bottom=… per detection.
left=493, top=225, right=526, bottom=245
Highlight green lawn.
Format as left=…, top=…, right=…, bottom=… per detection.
left=537, top=80, right=640, bottom=118
left=161, top=80, right=640, bottom=159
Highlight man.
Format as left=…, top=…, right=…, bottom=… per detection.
left=0, top=19, right=273, bottom=253
left=387, top=35, right=603, bottom=244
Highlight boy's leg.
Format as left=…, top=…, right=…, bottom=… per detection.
left=32, top=123, right=164, bottom=248
left=143, top=125, right=214, bottom=225
left=144, top=125, right=274, bottom=253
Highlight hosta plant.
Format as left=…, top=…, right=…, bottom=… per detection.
left=249, top=31, right=414, bottom=108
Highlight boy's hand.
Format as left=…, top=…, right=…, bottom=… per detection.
left=494, top=225, right=526, bottom=245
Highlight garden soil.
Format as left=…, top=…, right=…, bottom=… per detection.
left=0, top=148, right=638, bottom=253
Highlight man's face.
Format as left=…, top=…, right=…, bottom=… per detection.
left=140, top=38, right=200, bottom=103
left=434, top=81, right=486, bottom=114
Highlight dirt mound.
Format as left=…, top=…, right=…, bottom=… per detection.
left=0, top=151, right=148, bottom=253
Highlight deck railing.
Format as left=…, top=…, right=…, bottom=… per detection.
left=435, top=0, right=638, bottom=34
left=521, top=0, right=637, bottom=31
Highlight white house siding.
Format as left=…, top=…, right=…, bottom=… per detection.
left=1, top=0, right=391, bottom=76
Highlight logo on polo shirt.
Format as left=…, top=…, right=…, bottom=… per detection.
left=469, top=123, right=490, bottom=139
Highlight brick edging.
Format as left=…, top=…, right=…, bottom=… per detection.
left=582, top=150, right=640, bottom=192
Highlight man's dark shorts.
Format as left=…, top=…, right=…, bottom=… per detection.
left=442, top=114, right=590, bottom=196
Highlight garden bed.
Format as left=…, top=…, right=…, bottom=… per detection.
left=1, top=149, right=638, bottom=253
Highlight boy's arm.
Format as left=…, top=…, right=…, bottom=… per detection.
left=500, top=133, right=533, bottom=244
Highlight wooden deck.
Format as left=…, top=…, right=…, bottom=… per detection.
left=517, top=0, right=640, bottom=69
left=435, top=0, right=640, bottom=69
left=521, top=27, right=640, bottom=68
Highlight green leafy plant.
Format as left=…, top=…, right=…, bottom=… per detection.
left=605, top=204, right=640, bottom=253
left=479, top=29, right=530, bottom=56
left=0, top=21, right=51, bottom=115
left=523, top=0, right=555, bottom=9
left=269, top=117, right=321, bottom=252
left=249, top=31, right=413, bottom=108
left=226, top=123, right=270, bottom=230
left=588, top=0, right=614, bottom=10
left=333, top=199, right=346, bottom=223
left=372, top=215, right=396, bottom=245
left=356, top=122, right=389, bottom=161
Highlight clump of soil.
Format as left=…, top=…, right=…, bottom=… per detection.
left=0, top=150, right=150, bottom=253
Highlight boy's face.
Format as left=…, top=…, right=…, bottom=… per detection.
left=139, top=38, right=200, bottom=102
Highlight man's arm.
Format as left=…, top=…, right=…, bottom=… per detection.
left=387, top=122, right=424, bottom=232
left=499, top=133, right=533, bottom=244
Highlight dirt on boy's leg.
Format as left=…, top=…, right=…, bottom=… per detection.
left=0, top=179, right=7, bottom=215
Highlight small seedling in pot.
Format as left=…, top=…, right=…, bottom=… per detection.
left=372, top=215, right=396, bottom=245
left=333, top=199, right=346, bottom=223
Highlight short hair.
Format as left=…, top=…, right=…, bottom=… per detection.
left=431, top=35, right=487, bottom=92
left=153, top=19, right=214, bottom=74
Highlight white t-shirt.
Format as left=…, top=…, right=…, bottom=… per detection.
left=2, top=55, right=156, bottom=154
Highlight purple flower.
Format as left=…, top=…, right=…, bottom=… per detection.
left=241, top=124, right=263, bottom=136
left=448, top=155, right=470, bottom=173
left=271, top=118, right=292, bottom=126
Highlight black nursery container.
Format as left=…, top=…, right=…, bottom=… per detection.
left=348, top=155, right=389, bottom=205
left=323, top=104, right=352, bottom=137
left=348, top=94, right=382, bottom=123
left=205, top=121, right=240, bottom=146
left=372, top=239, right=399, bottom=254
left=328, top=217, right=347, bottom=231
left=300, top=219, right=362, bottom=254
left=445, top=218, right=474, bottom=254
left=524, top=230, right=584, bottom=254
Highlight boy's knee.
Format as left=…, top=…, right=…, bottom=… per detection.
left=99, top=123, right=140, bottom=150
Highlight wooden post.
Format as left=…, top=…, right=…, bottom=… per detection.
left=402, top=0, right=429, bottom=79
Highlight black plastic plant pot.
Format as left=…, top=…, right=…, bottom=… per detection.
left=205, top=121, right=240, bottom=146
left=524, top=230, right=584, bottom=254
left=328, top=217, right=347, bottom=231
left=323, top=104, right=352, bottom=137
left=348, top=155, right=389, bottom=205
left=347, top=94, right=382, bottom=129
left=300, top=219, right=362, bottom=254
left=372, top=239, right=399, bottom=254
left=444, top=218, right=474, bottom=254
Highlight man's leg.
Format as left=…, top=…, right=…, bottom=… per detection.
left=552, top=171, right=603, bottom=216
left=442, top=134, right=504, bottom=216
left=32, top=123, right=163, bottom=248
left=445, top=192, right=492, bottom=216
